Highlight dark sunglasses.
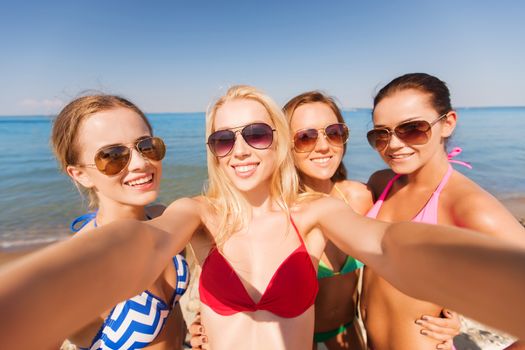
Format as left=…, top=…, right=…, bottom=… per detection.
left=81, top=136, right=166, bottom=175
left=207, top=122, right=276, bottom=157
left=293, top=123, right=349, bottom=153
left=366, top=113, right=448, bottom=151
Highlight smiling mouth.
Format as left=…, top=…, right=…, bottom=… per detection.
left=232, top=163, right=259, bottom=177
left=388, top=153, right=414, bottom=159
left=233, top=164, right=257, bottom=172
left=310, top=156, right=332, bottom=164
left=125, top=174, right=154, bottom=187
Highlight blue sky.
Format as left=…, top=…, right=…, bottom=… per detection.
left=1, top=0, right=524, bottom=115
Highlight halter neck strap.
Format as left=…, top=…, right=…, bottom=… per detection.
left=447, top=147, right=472, bottom=169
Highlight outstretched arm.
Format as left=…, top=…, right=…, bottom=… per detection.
left=309, top=196, right=525, bottom=339
left=0, top=197, right=203, bottom=350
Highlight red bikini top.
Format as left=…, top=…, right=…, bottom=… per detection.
left=199, top=217, right=319, bottom=318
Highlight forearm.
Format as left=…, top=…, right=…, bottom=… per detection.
left=380, top=222, right=525, bottom=339
left=0, top=220, right=176, bottom=349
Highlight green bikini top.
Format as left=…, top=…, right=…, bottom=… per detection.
left=317, top=184, right=364, bottom=279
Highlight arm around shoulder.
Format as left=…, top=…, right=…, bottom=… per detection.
left=148, top=196, right=205, bottom=254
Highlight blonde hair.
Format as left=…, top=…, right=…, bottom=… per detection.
left=51, top=95, right=152, bottom=209
left=205, top=85, right=299, bottom=245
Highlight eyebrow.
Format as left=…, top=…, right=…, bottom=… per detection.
left=98, top=135, right=151, bottom=149
left=373, top=116, right=423, bottom=128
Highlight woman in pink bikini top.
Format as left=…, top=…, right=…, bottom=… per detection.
left=360, top=73, right=525, bottom=350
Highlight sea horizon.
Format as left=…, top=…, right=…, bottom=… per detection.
left=1, top=106, right=524, bottom=250
left=2, top=105, right=525, bottom=119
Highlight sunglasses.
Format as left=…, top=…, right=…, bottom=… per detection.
left=81, top=136, right=166, bottom=175
left=207, top=122, right=276, bottom=157
left=366, top=113, right=448, bottom=151
left=293, top=123, right=349, bottom=153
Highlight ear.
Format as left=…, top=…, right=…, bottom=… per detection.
left=440, top=111, right=457, bottom=138
left=66, top=165, right=95, bottom=189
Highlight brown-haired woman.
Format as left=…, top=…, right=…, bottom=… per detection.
left=362, top=73, right=525, bottom=350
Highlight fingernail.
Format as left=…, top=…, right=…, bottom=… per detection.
left=198, top=326, right=203, bottom=333
left=422, top=316, right=429, bottom=321
left=420, top=330, right=428, bottom=335
left=415, top=320, right=422, bottom=325
left=202, top=337, right=208, bottom=343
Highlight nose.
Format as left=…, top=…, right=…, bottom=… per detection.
left=314, top=131, right=330, bottom=152
left=387, top=131, right=405, bottom=150
left=127, top=147, right=149, bottom=171
left=231, top=131, right=250, bottom=158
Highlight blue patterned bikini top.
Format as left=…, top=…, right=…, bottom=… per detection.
left=71, top=212, right=190, bottom=350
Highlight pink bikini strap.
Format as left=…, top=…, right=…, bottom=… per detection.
left=376, top=174, right=401, bottom=201
left=434, top=164, right=453, bottom=194
left=447, top=147, right=472, bottom=169
left=435, top=147, right=472, bottom=194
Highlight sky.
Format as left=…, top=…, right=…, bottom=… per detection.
left=1, top=0, right=524, bottom=115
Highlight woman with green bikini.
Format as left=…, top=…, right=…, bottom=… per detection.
left=284, top=91, right=461, bottom=350
left=283, top=91, right=371, bottom=349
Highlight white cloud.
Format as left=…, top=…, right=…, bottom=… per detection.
left=18, top=98, right=66, bottom=114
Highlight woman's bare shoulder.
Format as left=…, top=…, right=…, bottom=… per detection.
left=446, top=171, right=525, bottom=244
left=164, top=196, right=206, bottom=212
left=336, top=179, right=374, bottom=214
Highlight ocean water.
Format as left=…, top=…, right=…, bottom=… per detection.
left=0, top=107, right=524, bottom=249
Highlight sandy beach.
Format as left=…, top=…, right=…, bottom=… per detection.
left=1, top=196, right=524, bottom=349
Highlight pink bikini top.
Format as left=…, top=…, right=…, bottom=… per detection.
left=366, top=147, right=471, bottom=224
left=199, top=217, right=319, bottom=318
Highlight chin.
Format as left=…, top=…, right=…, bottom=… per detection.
left=233, top=181, right=260, bottom=193
left=387, top=162, right=419, bottom=175
left=303, top=168, right=335, bottom=181
left=129, top=192, right=159, bottom=207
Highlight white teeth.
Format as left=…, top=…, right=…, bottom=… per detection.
left=389, top=153, right=412, bottom=159
left=311, top=157, right=331, bottom=164
left=126, top=175, right=153, bottom=186
left=235, top=164, right=257, bottom=173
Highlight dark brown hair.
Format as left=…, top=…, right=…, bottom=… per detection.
left=373, top=73, right=452, bottom=115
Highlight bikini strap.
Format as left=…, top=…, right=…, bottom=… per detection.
left=333, top=184, right=350, bottom=205
left=366, top=173, right=401, bottom=218
left=431, top=147, right=472, bottom=194
left=434, top=164, right=454, bottom=194
left=377, top=173, right=402, bottom=201
left=447, top=147, right=472, bottom=169
left=70, top=212, right=97, bottom=233
left=289, top=216, right=306, bottom=246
